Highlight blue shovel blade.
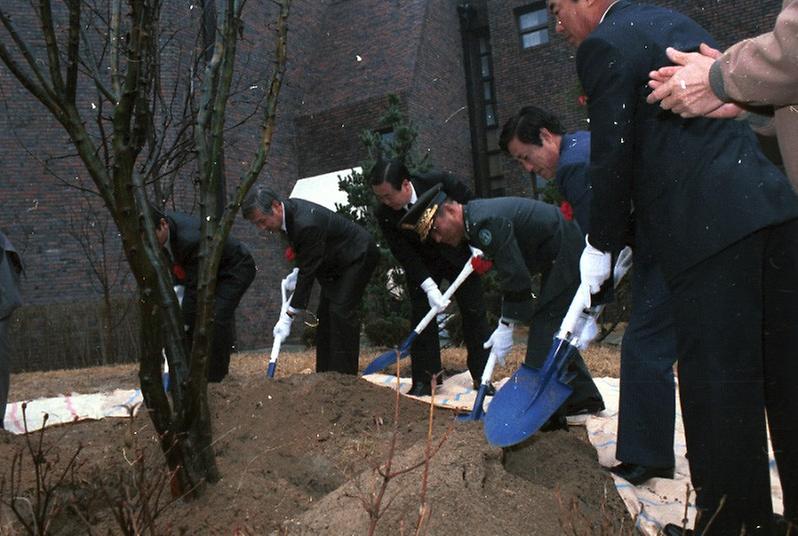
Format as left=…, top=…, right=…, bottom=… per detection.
left=483, top=362, right=573, bottom=447
left=361, top=332, right=417, bottom=375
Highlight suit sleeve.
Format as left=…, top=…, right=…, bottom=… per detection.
left=576, top=36, right=637, bottom=254
left=289, top=225, right=326, bottom=311
left=471, top=217, right=535, bottom=323
left=556, top=161, right=592, bottom=234
left=713, top=1, right=798, bottom=107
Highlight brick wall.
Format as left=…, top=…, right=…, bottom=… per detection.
left=487, top=0, right=783, bottom=196
left=0, top=1, right=327, bottom=368
left=409, top=1, right=474, bottom=180
left=0, top=0, right=782, bottom=371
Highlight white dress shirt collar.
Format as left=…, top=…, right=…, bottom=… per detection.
left=600, top=0, right=621, bottom=23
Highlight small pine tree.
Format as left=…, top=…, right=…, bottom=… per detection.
left=336, top=95, right=430, bottom=347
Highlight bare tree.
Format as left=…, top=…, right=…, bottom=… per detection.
left=0, top=0, right=290, bottom=496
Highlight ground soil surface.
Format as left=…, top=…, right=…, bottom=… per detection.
left=0, top=344, right=630, bottom=535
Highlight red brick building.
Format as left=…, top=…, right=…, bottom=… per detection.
left=0, top=0, right=781, bottom=370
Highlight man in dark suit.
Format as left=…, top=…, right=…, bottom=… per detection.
left=370, top=159, right=491, bottom=396
left=0, top=232, right=23, bottom=429
left=152, top=208, right=256, bottom=383
left=500, top=106, right=678, bottom=485
left=402, top=186, right=605, bottom=423
left=548, top=0, right=798, bottom=533
left=242, top=186, right=378, bottom=375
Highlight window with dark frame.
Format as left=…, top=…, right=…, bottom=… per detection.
left=478, top=36, right=498, bottom=130
left=377, top=128, right=395, bottom=147
left=516, top=3, right=549, bottom=49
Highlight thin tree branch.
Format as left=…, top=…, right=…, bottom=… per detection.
left=65, top=0, right=81, bottom=103
left=110, top=0, right=122, bottom=98
left=0, top=12, right=64, bottom=119
left=37, top=0, right=66, bottom=94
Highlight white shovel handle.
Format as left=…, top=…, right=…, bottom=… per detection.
left=558, top=246, right=634, bottom=342
left=270, top=272, right=296, bottom=364
left=414, top=255, right=476, bottom=334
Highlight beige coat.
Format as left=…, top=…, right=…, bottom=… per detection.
left=712, top=0, right=798, bottom=190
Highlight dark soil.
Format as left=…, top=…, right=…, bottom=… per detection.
left=0, top=351, right=630, bottom=535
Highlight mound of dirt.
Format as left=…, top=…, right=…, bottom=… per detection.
left=0, top=371, right=629, bottom=535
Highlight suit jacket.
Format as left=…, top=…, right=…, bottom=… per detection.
left=166, top=211, right=254, bottom=297
left=556, top=131, right=593, bottom=235
left=463, top=197, right=583, bottom=323
left=711, top=0, right=798, bottom=189
left=0, top=233, right=22, bottom=321
left=374, top=171, right=473, bottom=286
left=284, top=198, right=375, bottom=310
left=577, top=1, right=798, bottom=279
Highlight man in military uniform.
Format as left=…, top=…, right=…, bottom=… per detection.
left=401, top=186, right=604, bottom=420
left=370, top=158, right=491, bottom=396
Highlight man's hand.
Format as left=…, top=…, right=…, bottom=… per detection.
left=420, top=277, right=450, bottom=310
left=273, top=310, right=293, bottom=341
left=579, top=236, right=612, bottom=297
left=483, top=319, right=514, bottom=365
left=282, top=267, right=299, bottom=293
left=646, top=45, right=728, bottom=117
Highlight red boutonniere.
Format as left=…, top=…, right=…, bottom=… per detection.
left=577, top=94, right=588, bottom=107
left=559, top=201, right=574, bottom=222
left=471, top=255, right=493, bottom=275
left=284, top=246, right=296, bottom=262
left=172, top=263, right=186, bottom=281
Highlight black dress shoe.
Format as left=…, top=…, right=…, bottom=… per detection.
left=407, top=382, right=432, bottom=397
left=662, top=523, right=692, bottom=536
left=564, top=396, right=605, bottom=415
left=609, top=462, right=674, bottom=486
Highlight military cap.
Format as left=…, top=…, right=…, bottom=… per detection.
left=399, top=183, right=446, bottom=241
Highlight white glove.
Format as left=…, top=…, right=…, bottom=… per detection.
left=483, top=319, right=514, bottom=365
left=283, top=267, right=299, bottom=293
left=420, top=277, right=450, bottom=310
left=576, top=315, right=599, bottom=350
left=273, top=310, right=293, bottom=341
left=579, top=235, right=612, bottom=297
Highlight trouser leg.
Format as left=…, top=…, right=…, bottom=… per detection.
left=408, top=285, right=443, bottom=385
left=322, top=243, right=379, bottom=375
left=763, top=219, right=798, bottom=524
left=616, top=259, right=677, bottom=467
left=206, top=257, right=256, bottom=382
left=526, top=287, right=603, bottom=410
left=453, top=272, right=491, bottom=384
left=315, top=293, right=332, bottom=372
left=670, top=233, right=772, bottom=535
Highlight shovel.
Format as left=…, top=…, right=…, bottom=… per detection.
left=483, top=247, right=633, bottom=447
left=361, top=253, right=479, bottom=376
left=267, top=269, right=297, bottom=378
left=457, top=352, right=498, bottom=421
